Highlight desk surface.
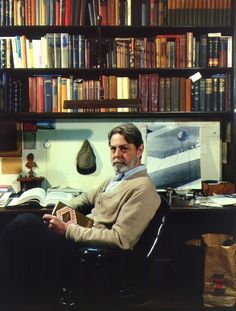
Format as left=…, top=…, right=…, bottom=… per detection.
left=171, top=197, right=236, bottom=212
left=0, top=206, right=53, bottom=214
left=1, top=202, right=236, bottom=215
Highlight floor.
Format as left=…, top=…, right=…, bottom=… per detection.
left=17, top=255, right=236, bottom=311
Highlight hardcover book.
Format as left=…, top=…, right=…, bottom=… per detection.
left=7, top=187, right=73, bottom=207
left=52, top=201, right=94, bottom=227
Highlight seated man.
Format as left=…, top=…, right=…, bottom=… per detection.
left=0, top=123, right=160, bottom=309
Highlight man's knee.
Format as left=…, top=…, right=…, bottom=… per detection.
left=11, top=212, right=43, bottom=227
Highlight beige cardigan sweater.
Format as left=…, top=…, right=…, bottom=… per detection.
left=66, top=169, right=160, bottom=250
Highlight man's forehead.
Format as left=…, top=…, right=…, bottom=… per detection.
left=110, top=133, right=135, bottom=146
left=110, top=142, right=130, bottom=147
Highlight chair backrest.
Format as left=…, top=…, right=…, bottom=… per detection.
left=133, top=194, right=170, bottom=260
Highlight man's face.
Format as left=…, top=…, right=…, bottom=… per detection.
left=109, top=133, right=143, bottom=174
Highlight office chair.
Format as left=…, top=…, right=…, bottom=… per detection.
left=58, top=195, right=170, bottom=311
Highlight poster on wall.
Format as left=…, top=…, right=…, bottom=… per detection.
left=146, top=123, right=201, bottom=190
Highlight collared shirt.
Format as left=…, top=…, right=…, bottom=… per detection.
left=105, top=165, right=146, bottom=192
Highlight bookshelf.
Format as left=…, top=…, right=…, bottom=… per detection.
left=0, top=0, right=235, bottom=184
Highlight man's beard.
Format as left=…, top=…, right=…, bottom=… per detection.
left=112, top=157, right=137, bottom=173
left=112, top=161, right=128, bottom=173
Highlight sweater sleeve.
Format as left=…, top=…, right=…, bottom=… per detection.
left=65, top=184, right=161, bottom=250
left=66, top=179, right=111, bottom=213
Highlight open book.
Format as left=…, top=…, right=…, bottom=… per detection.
left=52, top=201, right=94, bottom=228
left=7, top=187, right=74, bottom=207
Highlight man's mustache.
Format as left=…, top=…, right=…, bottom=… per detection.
left=112, top=160, right=126, bottom=165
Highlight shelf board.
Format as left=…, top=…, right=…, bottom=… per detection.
left=0, top=111, right=232, bottom=121
left=0, top=67, right=232, bottom=77
left=63, top=99, right=140, bottom=109
left=0, top=25, right=233, bottom=37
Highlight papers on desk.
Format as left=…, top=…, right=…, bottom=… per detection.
left=0, top=185, right=15, bottom=207
left=199, top=194, right=236, bottom=207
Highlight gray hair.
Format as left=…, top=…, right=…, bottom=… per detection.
left=108, top=123, right=143, bottom=149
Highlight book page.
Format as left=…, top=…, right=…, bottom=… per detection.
left=8, top=188, right=46, bottom=206
left=210, top=195, right=236, bottom=206
left=42, top=191, right=73, bottom=207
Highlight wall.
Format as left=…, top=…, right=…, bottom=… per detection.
left=0, top=120, right=221, bottom=193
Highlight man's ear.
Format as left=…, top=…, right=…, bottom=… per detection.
left=137, top=144, right=144, bottom=157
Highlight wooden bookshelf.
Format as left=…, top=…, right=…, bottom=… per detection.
left=0, top=0, right=235, bottom=185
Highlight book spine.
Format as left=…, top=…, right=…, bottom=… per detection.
left=171, top=77, right=180, bottom=111
left=211, top=77, right=219, bottom=112
left=185, top=78, right=192, bottom=112
left=36, top=76, right=44, bottom=112
left=164, top=77, right=171, bottom=111
left=158, top=77, right=165, bottom=112
left=199, top=34, right=207, bottom=67
left=149, top=74, right=159, bottom=112
left=186, top=32, right=193, bottom=68
left=205, top=78, right=212, bottom=111
left=218, top=76, right=225, bottom=111
left=60, top=33, right=69, bottom=68
left=78, top=34, right=85, bottom=68
left=138, top=74, right=149, bottom=112
left=53, top=33, right=61, bottom=68
left=28, top=76, right=37, bottom=112
left=179, top=77, right=186, bottom=111
left=52, top=77, right=58, bottom=112
left=44, top=76, right=52, bottom=112
left=199, top=78, right=206, bottom=111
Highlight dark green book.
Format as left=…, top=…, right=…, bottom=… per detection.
left=212, top=77, right=219, bottom=112
left=199, top=34, right=207, bottom=67
left=205, top=78, right=212, bottom=111
left=199, top=78, right=206, bottom=111
left=164, top=77, right=171, bottom=111
left=192, top=80, right=200, bottom=112
left=171, top=77, right=180, bottom=111
left=218, top=76, right=226, bottom=112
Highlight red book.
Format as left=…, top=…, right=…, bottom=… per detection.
left=28, top=77, right=37, bottom=112
left=36, top=76, right=44, bottom=112
left=185, top=78, right=192, bottom=112
left=65, top=0, right=71, bottom=25
left=150, top=0, right=155, bottom=26
left=55, top=0, right=60, bottom=25
left=99, top=0, right=107, bottom=25
left=31, top=0, right=36, bottom=25
left=25, top=0, right=29, bottom=25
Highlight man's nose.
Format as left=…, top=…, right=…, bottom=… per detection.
left=113, top=148, right=122, bottom=158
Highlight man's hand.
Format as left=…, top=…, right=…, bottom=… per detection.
left=43, top=214, right=69, bottom=235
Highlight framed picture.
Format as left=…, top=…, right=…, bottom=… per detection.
left=0, top=122, right=22, bottom=157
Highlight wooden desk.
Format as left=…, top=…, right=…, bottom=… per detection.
left=159, top=201, right=236, bottom=255
left=155, top=201, right=236, bottom=309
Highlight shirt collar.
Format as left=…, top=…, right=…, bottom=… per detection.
left=121, top=164, right=146, bottom=180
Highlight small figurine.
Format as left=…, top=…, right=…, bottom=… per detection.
left=25, top=153, right=37, bottom=178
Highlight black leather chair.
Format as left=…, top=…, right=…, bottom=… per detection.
left=58, top=195, right=170, bottom=311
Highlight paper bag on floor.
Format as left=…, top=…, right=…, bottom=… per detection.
left=202, top=233, right=236, bottom=307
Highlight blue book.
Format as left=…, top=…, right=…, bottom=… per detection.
left=60, top=33, right=69, bottom=68
left=72, top=35, right=79, bottom=68
left=44, top=76, right=52, bottom=112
